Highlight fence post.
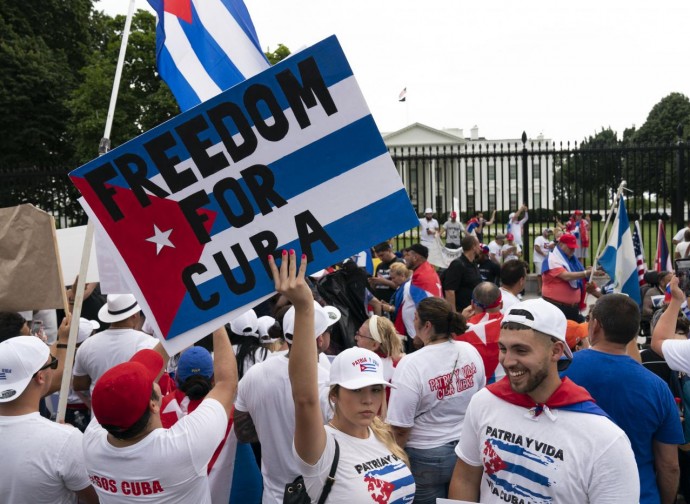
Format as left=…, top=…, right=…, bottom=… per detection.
left=521, top=132, right=530, bottom=267
left=676, top=123, right=686, bottom=228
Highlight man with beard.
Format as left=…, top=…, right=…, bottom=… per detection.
left=449, top=299, right=639, bottom=503
left=419, top=208, right=439, bottom=246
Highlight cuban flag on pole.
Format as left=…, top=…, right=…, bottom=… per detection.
left=598, top=196, right=641, bottom=305
left=147, top=0, right=270, bottom=111
left=654, top=219, right=673, bottom=272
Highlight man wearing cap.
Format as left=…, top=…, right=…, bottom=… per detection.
left=500, top=232, right=522, bottom=262
left=369, top=241, right=404, bottom=305
left=83, top=324, right=236, bottom=503
left=449, top=298, right=640, bottom=503
left=405, top=243, right=443, bottom=298
left=563, top=294, right=683, bottom=504
left=443, top=235, right=483, bottom=313
left=477, top=244, right=500, bottom=285
left=443, top=211, right=465, bottom=249
left=0, top=337, right=99, bottom=503
left=419, top=208, right=439, bottom=246
left=533, top=228, right=554, bottom=294
left=234, top=300, right=339, bottom=504
left=73, top=293, right=159, bottom=393
left=572, top=210, right=590, bottom=265
left=541, top=233, right=593, bottom=322
left=487, top=233, right=506, bottom=265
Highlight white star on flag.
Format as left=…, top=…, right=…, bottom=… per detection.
left=146, top=225, right=175, bottom=255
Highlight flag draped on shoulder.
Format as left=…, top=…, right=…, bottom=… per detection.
left=598, top=196, right=641, bottom=305
left=393, top=280, right=433, bottom=338
left=147, top=0, right=270, bottom=111
left=654, top=219, right=673, bottom=272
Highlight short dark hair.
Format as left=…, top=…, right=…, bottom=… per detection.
left=472, top=282, right=501, bottom=307
left=461, top=235, right=478, bottom=251
left=501, top=260, right=528, bottom=287
left=373, top=242, right=392, bottom=253
left=0, top=312, right=26, bottom=343
left=590, top=294, right=641, bottom=345
left=685, top=229, right=690, bottom=242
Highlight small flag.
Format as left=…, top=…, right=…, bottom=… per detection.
left=654, top=219, right=673, bottom=272
left=665, top=283, right=673, bottom=303
left=632, top=221, right=647, bottom=286
left=360, top=362, right=377, bottom=373
left=398, top=87, right=407, bottom=102
left=147, top=0, right=270, bottom=111
left=598, top=196, right=641, bottom=305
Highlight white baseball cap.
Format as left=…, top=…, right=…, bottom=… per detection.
left=0, top=337, right=50, bottom=402
left=282, top=301, right=341, bottom=343
left=330, top=347, right=395, bottom=390
left=98, top=294, right=141, bottom=323
left=257, top=316, right=279, bottom=344
left=230, top=309, right=259, bottom=338
left=502, top=298, right=572, bottom=358
left=424, top=207, right=433, bottom=214
left=77, top=318, right=100, bottom=344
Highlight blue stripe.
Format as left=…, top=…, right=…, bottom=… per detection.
left=158, top=45, right=202, bottom=112
left=206, top=115, right=387, bottom=236
left=501, top=461, right=550, bottom=486
left=219, top=0, right=265, bottom=54
left=167, top=189, right=418, bottom=338
left=487, top=473, right=553, bottom=502
left=70, top=36, right=354, bottom=188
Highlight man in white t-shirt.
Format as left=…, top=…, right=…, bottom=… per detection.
left=487, top=233, right=506, bottom=265
left=443, top=211, right=465, bottom=249
left=0, top=337, right=98, bottom=504
left=675, top=229, right=690, bottom=259
left=533, top=228, right=553, bottom=294
left=419, top=208, right=439, bottom=245
left=234, top=301, right=339, bottom=504
left=500, top=233, right=522, bottom=262
left=673, top=220, right=690, bottom=246
left=73, top=294, right=158, bottom=393
left=652, top=275, right=690, bottom=373
left=505, top=205, right=528, bottom=246
left=83, top=325, right=236, bottom=503
left=448, top=299, right=639, bottom=503
left=499, top=260, right=527, bottom=315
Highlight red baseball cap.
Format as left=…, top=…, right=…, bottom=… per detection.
left=92, top=349, right=164, bottom=431
left=450, top=211, right=457, bottom=219
left=505, top=232, right=514, bottom=241
left=559, top=233, right=578, bottom=249
left=573, top=210, right=583, bottom=215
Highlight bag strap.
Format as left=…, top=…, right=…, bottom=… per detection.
left=316, top=440, right=340, bottom=504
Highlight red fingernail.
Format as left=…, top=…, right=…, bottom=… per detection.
left=290, top=249, right=295, bottom=255
left=302, top=254, right=307, bottom=259
left=282, top=250, right=287, bottom=255
left=267, top=255, right=273, bottom=261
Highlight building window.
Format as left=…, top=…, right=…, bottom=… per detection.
left=488, top=164, right=496, bottom=181
left=510, top=193, right=518, bottom=208
left=488, top=193, right=496, bottom=209
left=533, top=157, right=541, bottom=178
left=509, top=164, right=517, bottom=180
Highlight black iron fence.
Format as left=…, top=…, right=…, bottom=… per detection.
left=389, top=129, right=689, bottom=268
left=1, top=130, right=689, bottom=270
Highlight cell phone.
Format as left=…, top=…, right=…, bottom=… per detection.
left=675, top=259, right=690, bottom=296
left=30, top=320, right=43, bottom=336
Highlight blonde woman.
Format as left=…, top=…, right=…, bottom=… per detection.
left=355, top=315, right=405, bottom=383
left=269, top=251, right=415, bottom=502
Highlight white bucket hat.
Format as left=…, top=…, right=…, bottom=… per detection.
left=282, top=301, right=341, bottom=343
left=0, top=337, right=50, bottom=402
left=329, top=347, right=395, bottom=390
left=98, top=294, right=141, bottom=324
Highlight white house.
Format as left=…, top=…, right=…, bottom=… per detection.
left=382, top=123, right=553, bottom=217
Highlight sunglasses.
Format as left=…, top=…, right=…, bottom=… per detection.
left=35, top=355, right=58, bottom=374
left=355, top=331, right=375, bottom=341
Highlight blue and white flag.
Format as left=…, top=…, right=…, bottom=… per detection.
left=598, top=196, right=641, bottom=304
left=147, top=0, right=270, bottom=111
left=69, top=36, right=419, bottom=354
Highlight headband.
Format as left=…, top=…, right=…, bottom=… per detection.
left=368, top=316, right=382, bottom=343
left=471, top=291, right=503, bottom=310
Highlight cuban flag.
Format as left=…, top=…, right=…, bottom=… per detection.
left=147, top=0, right=270, bottom=111
left=632, top=220, right=647, bottom=286
left=455, top=312, right=504, bottom=384
left=393, top=280, right=433, bottom=338
left=598, top=196, right=641, bottom=305
left=655, top=219, right=673, bottom=272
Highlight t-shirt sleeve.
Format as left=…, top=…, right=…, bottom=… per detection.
left=57, top=426, right=92, bottom=492
left=661, top=339, right=690, bottom=373
left=136, top=335, right=159, bottom=351
left=386, top=364, right=421, bottom=428
left=293, top=431, right=337, bottom=499
left=72, top=343, right=88, bottom=377
left=235, top=378, right=248, bottom=411
left=587, top=432, right=640, bottom=503
left=653, top=383, right=686, bottom=444
left=674, top=229, right=686, bottom=242
left=455, top=394, right=482, bottom=466
left=442, top=262, right=461, bottom=290
left=172, top=398, right=228, bottom=473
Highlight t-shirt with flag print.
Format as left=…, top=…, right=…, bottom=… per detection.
left=295, top=425, right=415, bottom=504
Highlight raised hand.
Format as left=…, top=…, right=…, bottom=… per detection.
left=268, top=250, right=313, bottom=309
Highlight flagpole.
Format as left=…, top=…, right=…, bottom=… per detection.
left=589, top=180, right=628, bottom=285
left=56, top=0, right=137, bottom=424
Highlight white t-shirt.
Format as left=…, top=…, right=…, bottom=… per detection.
left=234, top=355, right=331, bottom=504
left=661, top=339, right=690, bottom=373
left=295, top=425, right=415, bottom=504
left=0, top=413, right=91, bottom=504
left=500, top=243, right=522, bottom=262
left=419, top=218, right=439, bottom=244
left=456, top=388, right=640, bottom=503
left=499, top=289, right=520, bottom=315
left=533, top=236, right=552, bottom=263
left=83, top=399, right=227, bottom=503
left=232, top=344, right=268, bottom=377
left=673, top=227, right=689, bottom=243
left=488, top=241, right=503, bottom=264
left=387, top=340, right=485, bottom=448
left=73, top=328, right=158, bottom=392
left=675, top=241, right=690, bottom=258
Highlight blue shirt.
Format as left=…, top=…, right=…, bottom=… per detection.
left=562, top=349, right=684, bottom=504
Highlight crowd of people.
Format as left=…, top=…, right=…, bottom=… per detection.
left=1, top=211, right=690, bottom=503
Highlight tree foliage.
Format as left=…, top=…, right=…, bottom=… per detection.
left=265, top=44, right=291, bottom=65
left=633, top=92, right=690, bottom=144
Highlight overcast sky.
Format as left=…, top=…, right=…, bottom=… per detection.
left=96, top=0, right=689, bottom=143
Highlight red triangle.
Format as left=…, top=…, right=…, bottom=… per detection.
left=164, top=0, right=193, bottom=24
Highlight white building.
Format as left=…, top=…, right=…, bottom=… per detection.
left=382, top=123, right=553, bottom=216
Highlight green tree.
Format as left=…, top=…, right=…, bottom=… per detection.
left=634, top=92, right=690, bottom=144
left=265, top=44, right=291, bottom=65
left=67, top=10, right=179, bottom=166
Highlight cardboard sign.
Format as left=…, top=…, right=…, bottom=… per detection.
left=69, top=36, right=418, bottom=354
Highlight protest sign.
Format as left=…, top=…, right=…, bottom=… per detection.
left=0, top=204, right=67, bottom=312
left=56, top=225, right=99, bottom=284
left=69, top=35, right=418, bottom=354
